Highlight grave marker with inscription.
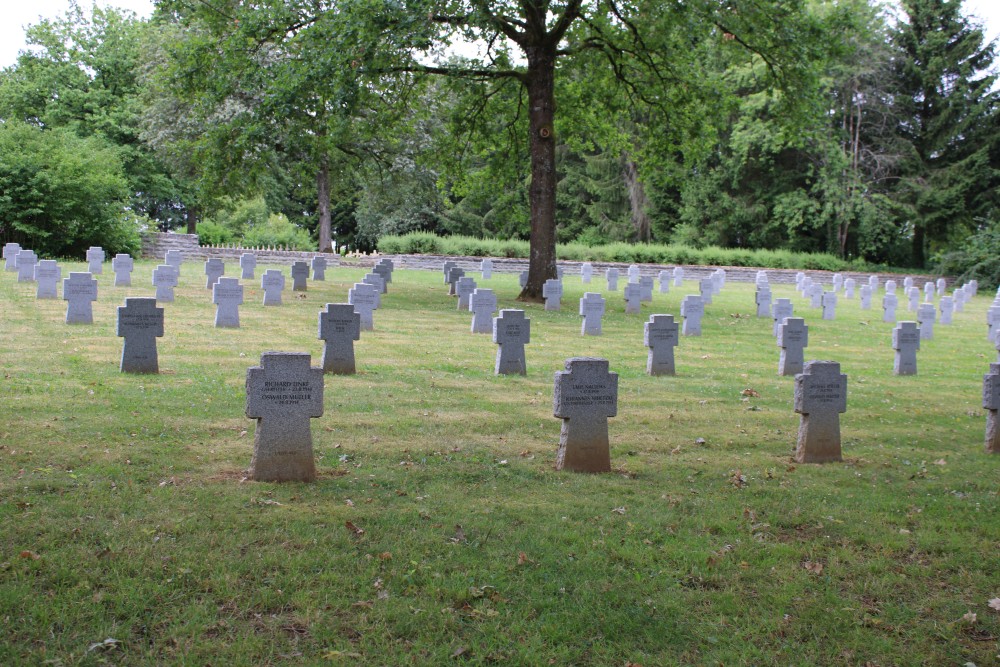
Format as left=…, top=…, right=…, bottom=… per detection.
left=362, top=273, right=384, bottom=306
left=924, top=282, right=935, bottom=301
left=778, top=317, right=808, bottom=376
left=821, top=291, right=837, bottom=320
left=86, top=247, right=105, bottom=274
left=645, top=314, right=679, bottom=376
left=658, top=270, right=670, bottom=293
left=16, top=250, right=37, bottom=282
left=936, top=278, right=946, bottom=295
left=639, top=276, right=654, bottom=302
left=673, top=266, right=684, bottom=286
left=580, top=262, right=592, bottom=283
left=240, top=253, right=257, bottom=279
left=3, top=242, right=21, bottom=271
left=319, top=303, right=361, bottom=374
left=34, top=260, right=61, bottom=299
left=809, top=284, right=823, bottom=309
left=469, top=288, right=497, bottom=334
left=755, top=285, right=772, bottom=318
left=624, top=282, right=642, bottom=314
left=152, top=264, right=178, bottom=302
left=311, top=256, right=328, bottom=281
left=165, top=250, right=183, bottom=271
left=605, top=268, right=619, bottom=291
left=680, top=295, right=704, bottom=336
left=112, top=254, right=133, bottom=286
left=204, top=258, right=225, bottom=289
left=481, top=258, right=493, bottom=280
left=917, top=303, right=936, bottom=340
left=883, top=294, right=898, bottom=322
left=699, top=278, right=713, bottom=305
left=493, top=309, right=530, bottom=375
left=907, top=287, right=920, bottom=312
left=892, top=321, right=920, bottom=375
left=543, top=278, right=563, bottom=311
left=553, top=357, right=618, bottom=472
left=448, top=266, right=466, bottom=295
left=939, top=296, right=954, bottom=325
left=116, top=297, right=164, bottom=373
left=983, top=363, right=1000, bottom=453
left=442, top=261, right=457, bottom=283
left=213, top=277, right=243, bottom=328
left=579, top=292, right=606, bottom=336
left=844, top=278, right=856, bottom=299
left=262, top=270, right=285, bottom=305
left=518, top=270, right=528, bottom=289
left=885, top=280, right=897, bottom=295
left=793, top=360, right=847, bottom=463
left=291, top=261, right=309, bottom=291
left=772, top=299, right=793, bottom=337
left=349, top=282, right=379, bottom=331
left=457, top=276, right=478, bottom=310
left=63, top=272, right=98, bottom=324
left=627, top=265, right=640, bottom=283
left=859, top=285, right=872, bottom=310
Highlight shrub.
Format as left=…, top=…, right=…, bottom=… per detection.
left=196, top=220, right=235, bottom=246
left=241, top=214, right=314, bottom=250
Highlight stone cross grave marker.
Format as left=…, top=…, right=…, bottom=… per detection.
left=213, top=277, right=243, bottom=328
left=936, top=278, right=946, bottom=295
left=658, top=270, right=670, bottom=293
left=809, top=284, right=823, bottom=309
left=557, top=266, right=564, bottom=280
left=907, top=287, right=920, bottom=312
left=262, top=269, right=285, bottom=305
left=699, top=277, right=713, bottom=305
left=373, top=261, right=392, bottom=289
left=627, top=265, right=640, bottom=283
left=493, top=309, right=530, bottom=375
left=954, top=286, right=966, bottom=312
left=447, top=266, right=465, bottom=295
left=645, top=314, right=679, bottom=376
left=924, top=282, right=935, bottom=301
left=63, top=272, right=98, bottom=324
left=291, top=261, right=309, bottom=291
left=553, top=357, right=618, bottom=473
left=989, top=305, right=1000, bottom=340
left=624, top=282, right=642, bottom=314
left=362, top=273, right=384, bottom=306
left=917, top=303, right=936, bottom=340
left=794, top=360, right=847, bottom=463
left=778, top=317, right=808, bottom=376
left=543, top=278, right=563, bottom=311
left=680, top=295, right=704, bottom=336
left=821, top=291, right=837, bottom=320
left=605, top=268, right=619, bottom=291
left=673, top=266, right=684, bottom=286
left=639, top=276, right=654, bottom=302
left=799, top=276, right=811, bottom=298
left=970, top=279, right=979, bottom=296
left=349, top=282, right=378, bottom=331
left=869, top=275, right=879, bottom=291
left=34, top=260, right=61, bottom=299
left=518, top=270, right=528, bottom=288
left=892, top=321, right=920, bottom=375
left=469, top=288, right=497, bottom=334
left=939, top=296, right=954, bottom=325
left=903, top=276, right=913, bottom=291
left=457, top=276, right=477, bottom=310
left=795, top=273, right=805, bottom=292
left=772, top=298, right=793, bottom=336
left=883, top=293, right=898, bottom=322
left=165, top=250, right=183, bottom=270
left=205, top=258, right=225, bottom=289
left=859, top=285, right=872, bottom=310
left=844, top=278, right=855, bottom=299
left=112, top=254, right=133, bottom=287
left=152, top=264, right=178, bottom=302
left=246, top=352, right=324, bottom=482
left=16, top=250, right=37, bottom=282
left=240, top=253, right=257, bottom=279
left=832, top=274, right=843, bottom=292
left=756, top=271, right=769, bottom=286
left=713, top=269, right=726, bottom=294
left=579, top=292, right=606, bottom=335
left=3, top=242, right=21, bottom=271
left=983, top=363, right=1000, bottom=453
left=86, top=247, right=105, bottom=274
left=885, top=280, right=897, bottom=295
left=580, top=262, right=592, bottom=283
left=311, top=256, right=328, bottom=281
left=756, top=285, right=772, bottom=318
left=117, top=297, right=164, bottom=373
left=481, top=258, right=492, bottom=279
left=319, top=303, right=361, bottom=374
left=442, top=260, right=456, bottom=283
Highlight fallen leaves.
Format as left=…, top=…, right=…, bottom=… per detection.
left=87, top=638, right=121, bottom=653
left=803, top=560, right=824, bottom=575
left=729, top=469, right=747, bottom=489
left=449, top=525, right=467, bottom=544
left=19, top=550, right=39, bottom=560
left=989, top=597, right=1000, bottom=611
left=611, top=506, right=627, bottom=515
left=517, top=552, right=531, bottom=566
left=741, top=388, right=761, bottom=398
left=961, top=611, right=977, bottom=624
left=345, top=520, right=365, bottom=537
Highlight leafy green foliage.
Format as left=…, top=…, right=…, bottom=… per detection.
left=934, top=218, right=1000, bottom=289
left=0, top=120, right=137, bottom=256
left=241, top=214, right=314, bottom=250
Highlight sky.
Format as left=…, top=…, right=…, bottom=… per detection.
left=1, top=0, right=1000, bottom=69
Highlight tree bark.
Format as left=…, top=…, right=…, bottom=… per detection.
left=317, top=153, right=333, bottom=253
left=519, top=46, right=558, bottom=302
left=622, top=155, right=651, bottom=242
left=185, top=205, right=198, bottom=235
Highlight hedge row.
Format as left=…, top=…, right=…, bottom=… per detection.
left=378, top=232, right=893, bottom=272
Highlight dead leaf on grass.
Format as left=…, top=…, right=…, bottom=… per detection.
left=611, top=506, right=626, bottom=515
left=803, top=560, right=824, bottom=575
left=345, top=520, right=365, bottom=537
left=19, top=550, right=39, bottom=560
left=988, top=597, right=1000, bottom=611
left=450, top=525, right=466, bottom=543
left=961, top=611, right=977, bottom=624
left=741, top=388, right=761, bottom=398
left=517, top=552, right=531, bottom=565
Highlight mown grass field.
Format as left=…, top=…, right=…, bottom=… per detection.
left=0, top=259, right=997, bottom=666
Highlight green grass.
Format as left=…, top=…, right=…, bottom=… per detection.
left=1, top=261, right=998, bottom=665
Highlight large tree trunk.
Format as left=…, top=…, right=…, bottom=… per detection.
left=622, top=154, right=651, bottom=242
left=317, top=154, right=333, bottom=253
left=519, top=47, right=558, bottom=302
left=185, top=205, right=198, bottom=235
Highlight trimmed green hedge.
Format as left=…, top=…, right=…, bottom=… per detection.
left=378, top=232, right=906, bottom=273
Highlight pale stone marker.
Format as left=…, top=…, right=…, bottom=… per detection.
left=246, top=352, right=324, bottom=482
left=778, top=317, right=808, bottom=376
left=772, top=298, right=793, bottom=337
left=493, top=309, right=530, bottom=375
left=821, top=291, right=837, bottom=320
left=627, top=265, right=640, bottom=283
left=645, top=314, right=679, bottom=376
left=165, top=250, right=183, bottom=270
left=793, top=360, right=847, bottom=463
left=658, top=270, right=670, bottom=293
left=63, top=272, right=98, bottom=324
left=442, top=260, right=456, bottom=283
left=448, top=266, right=466, bottom=295
left=809, top=284, right=823, bottom=309
left=311, top=256, right=328, bottom=280
left=205, top=258, right=225, bottom=288
left=699, top=277, right=713, bottom=305
left=892, top=321, right=920, bottom=375
left=318, top=303, right=361, bottom=374
left=116, top=297, right=164, bottom=373
left=606, top=268, right=619, bottom=291
left=580, top=292, right=606, bottom=335
left=989, top=305, right=1000, bottom=340
left=518, top=270, right=528, bottom=288
left=843, top=278, right=855, bottom=299
left=832, top=274, right=843, bottom=292
left=883, top=293, right=898, bottom=322
left=917, top=303, right=936, bottom=340
left=457, top=276, right=477, bottom=310
left=680, top=295, right=704, bottom=336
left=262, top=269, right=285, bottom=305
left=939, top=296, right=954, bottom=325
left=240, top=253, right=257, bottom=279
left=954, top=286, right=966, bottom=312
left=903, top=277, right=913, bottom=291
left=362, top=273, right=384, bottom=306
left=34, top=260, right=61, bottom=299
left=639, top=276, right=654, bottom=302
left=557, top=266, right=564, bottom=280
left=86, top=247, right=105, bottom=274
left=859, top=285, right=872, bottom=310
left=553, top=357, right=618, bottom=472
left=983, top=363, right=1000, bottom=453
left=994, top=329, right=1000, bottom=361
left=469, top=288, right=497, bottom=334
left=152, top=264, right=178, bottom=302
left=291, top=261, right=309, bottom=291
left=755, top=285, right=772, bottom=318
left=213, top=277, right=243, bottom=328
left=907, top=287, right=920, bottom=312
left=112, top=254, right=133, bottom=286
left=936, top=278, right=946, bottom=295
left=924, top=282, right=935, bottom=301
left=795, top=273, right=806, bottom=292
left=624, top=282, right=642, bottom=314
left=3, top=242, right=21, bottom=271
left=348, top=283, right=378, bottom=331
left=581, top=262, right=593, bottom=283
left=543, top=278, right=563, bottom=311
left=481, top=258, right=493, bottom=279
left=869, top=275, right=879, bottom=292
left=885, top=280, right=897, bottom=295
left=756, top=271, right=769, bottom=286
left=373, top=259, right=393, bottom=286
left=673, top=266, right=684, bottom=286
left=971, top=279, right=979, bottom=296
left=16, top=250, right=37, bottom=282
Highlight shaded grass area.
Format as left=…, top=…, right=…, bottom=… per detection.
left=0, top=261, right=997, bottom=665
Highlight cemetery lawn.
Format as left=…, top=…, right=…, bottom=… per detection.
left=1, top=261, right=998, bottom=666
